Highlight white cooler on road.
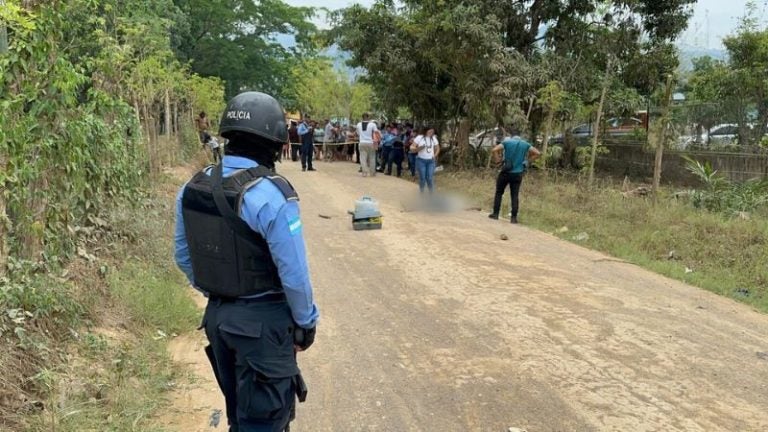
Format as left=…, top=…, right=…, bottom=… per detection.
left=350, top=196, right=383, bottom=230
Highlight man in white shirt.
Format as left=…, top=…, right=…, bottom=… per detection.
left=356, top=113, right=379, bottom=177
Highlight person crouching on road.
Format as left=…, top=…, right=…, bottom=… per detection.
left=174, top=91, right=320, bottom=432
left=413, top=126, right=439, bottom=194
left=488, top=127, right=541, bottom=224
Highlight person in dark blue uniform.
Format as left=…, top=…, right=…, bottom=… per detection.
left=297, top=115, right=315, bottom=172
left=174, top=92, right=319, bottom=432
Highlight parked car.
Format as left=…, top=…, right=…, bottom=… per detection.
left=550, top=117, right=643, bottom=144
left=469, top=128, right=505, bottom=148
left=678, top=124, right=742, bottom=148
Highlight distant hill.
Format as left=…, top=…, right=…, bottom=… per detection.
left=677, top=46, right=728, bottom=71
left=273, top=33, right=362, bottom=79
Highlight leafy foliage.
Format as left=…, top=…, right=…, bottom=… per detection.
left=684, top=6, right=768, bottom=146
left=0, top=1, right=226, bottom=427
left=685, top=157, right=768, bottom=213
left=331, top=0, right=692, bottom=170
left=287, top=57, right=373, bottom=120
left=172, top=0, right=318, bottom=99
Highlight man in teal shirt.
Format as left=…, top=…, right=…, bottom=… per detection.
left=488, top=128, right=541, bottom=224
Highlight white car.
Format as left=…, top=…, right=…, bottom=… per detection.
left=469, top=128, right=504, bottom=148
left=679, top=124, right=742, bottom=148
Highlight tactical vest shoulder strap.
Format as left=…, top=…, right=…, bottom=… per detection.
left=263, top=174, right=299, bottom=201
left=234, top=167, right=298, bottom=200
left=211, top=163, right=257, bottom=242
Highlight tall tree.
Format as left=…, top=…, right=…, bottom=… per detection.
left=287, top=57, right=373, bottom=121
left=332, top=0, right=694, bottom=167
left=723, top=25, right=768, bottom=144
left=173, top=0, right=317, bottom=99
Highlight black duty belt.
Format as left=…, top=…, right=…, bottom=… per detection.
left=209, top=292, right=286, bottom=304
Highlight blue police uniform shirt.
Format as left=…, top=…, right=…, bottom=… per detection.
left=502, top=136, right=532, bottom=174
left=174, top=155, right=320, bottom=329
left=381, top=131, right=396, bottom=148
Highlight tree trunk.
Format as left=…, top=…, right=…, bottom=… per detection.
left=142, top=103, right=153, bottom=173
left=455, top=117, right=472, bottom=168
left=164, top=89, right=171, bottom=136
left=526, top=96, right=535, bottom=121
left=588, top=58, right=612, bottom=185
left=653, top=74, right=675, bottom=197
left=540, top=107, right=556, bottom=170
left=164, top=90, right=173, bottom=166
left=172, top=101, right=179, bottom=135
left=151, top=106, right=160, bottom=168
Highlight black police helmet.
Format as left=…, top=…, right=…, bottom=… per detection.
left=219, top=92, right=288, bottom=145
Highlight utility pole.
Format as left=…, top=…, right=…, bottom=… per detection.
left=652, top=74, right=675, bottom=198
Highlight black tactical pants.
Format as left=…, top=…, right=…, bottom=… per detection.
left=203, top=297, right=300, bottom=432
left=300, top=142, right=314, bottom=170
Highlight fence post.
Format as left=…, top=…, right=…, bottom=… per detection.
left=653, top=74, right=675, bottom=198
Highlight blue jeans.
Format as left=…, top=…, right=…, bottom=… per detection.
left=407, top=153, right=417, bottom=176
left=416, top=158, right=435, bottom=194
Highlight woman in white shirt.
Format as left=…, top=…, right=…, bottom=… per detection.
left=413, top=126, right=439, bottom=194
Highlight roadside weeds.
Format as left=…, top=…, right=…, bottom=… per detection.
left=6, top=170, right=200, bottom=432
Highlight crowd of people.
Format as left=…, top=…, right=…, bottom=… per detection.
left=196, top=109, right=540, bottom=222
left=285, top=113, right=441, bottom=194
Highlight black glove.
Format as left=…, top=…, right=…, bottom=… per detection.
left=294, top=326, right=316, bottom=351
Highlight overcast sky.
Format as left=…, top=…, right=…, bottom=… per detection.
left=284, top=0, right=768, bottom=50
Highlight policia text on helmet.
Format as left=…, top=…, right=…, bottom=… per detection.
left=176, top=91, right=319, bottom=432
left=219, top=91, right=289, bottom=169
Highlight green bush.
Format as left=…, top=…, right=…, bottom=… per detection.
left=685, top=157, right=768, bottom=213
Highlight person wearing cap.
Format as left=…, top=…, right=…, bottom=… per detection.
left=174, top=92, right=320, bottom=432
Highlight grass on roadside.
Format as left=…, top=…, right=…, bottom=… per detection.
left=439, top=169, right=768, bottom=313
left=19, top=170, right=200, bottom=432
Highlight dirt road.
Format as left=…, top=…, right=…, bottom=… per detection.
left=160, top=161, right=768, bottom=432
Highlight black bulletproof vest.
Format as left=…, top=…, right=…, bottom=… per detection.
left=181, top=164, right=299, bottom=298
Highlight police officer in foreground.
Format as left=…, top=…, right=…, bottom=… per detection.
left=174, top=92, right=320, bottom=432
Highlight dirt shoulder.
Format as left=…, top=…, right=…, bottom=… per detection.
left=162, top=161, right=768, bottom=432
